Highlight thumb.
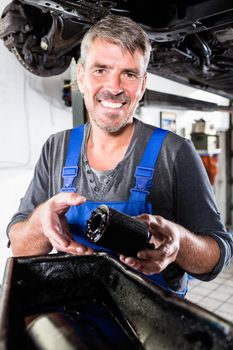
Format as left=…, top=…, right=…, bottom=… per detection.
left=49, top=192, right=86, bottom=213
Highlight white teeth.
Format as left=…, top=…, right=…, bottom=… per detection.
left=101, top=101, right=123, bottom=109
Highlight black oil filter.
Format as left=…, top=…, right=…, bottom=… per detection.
left=86, top=205, right=154, bottom=257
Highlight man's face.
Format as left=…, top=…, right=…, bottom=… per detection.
left=77, top=38, right=147, bottom=133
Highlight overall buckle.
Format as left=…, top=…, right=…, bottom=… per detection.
left=130, top=166, right=154, bottom=197
left=61, top=166, right=78, bottom=192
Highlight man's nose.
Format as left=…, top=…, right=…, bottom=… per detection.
left=105, top=73, right=123, bottom=95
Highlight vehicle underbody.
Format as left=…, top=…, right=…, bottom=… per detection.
left=0, top=0, right=233, bottom=99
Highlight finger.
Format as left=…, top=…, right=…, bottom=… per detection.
left=149, top=216, right=165, bottom=232
left=149, top=234, right=165, bottom=248
left=149, top=216, right=177, bottom=236
left=120, top=254, right=150, bottom=273
left=140, top=245, right=179, bottom=274
left=149, top=217, right=177, bottom=243
left=47, top=227, right=94, bottom=256
left=39, top=194, right=86, bottom=247
left=133, top=213, right=152, bottom=226
left=44, top=229, right=70, bottom=248
left=42, top=211, right=72, bottom=247
left=127, top=251, right=169, bottom=274
left=119, top=255, right=144, bottom=269
left=75, top=243, right=94, bottom=255
left=120, top=255, right=160, bottom=275
left=50, top=238, right=94, bottom=255
left=60, top=217, right=73, bottom=240
left=49, top=238, right=73, bottom=253
left=140, top=232, right=179, bottom=258
left=136, top=259, right=167, bottom=275
left=137, top=244, right=174, bottom=261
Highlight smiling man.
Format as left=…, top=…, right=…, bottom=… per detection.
left=77, top=36, right=146, bottom=133
left=7, top=15, right=233, bottom=298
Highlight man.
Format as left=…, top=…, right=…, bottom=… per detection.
left=7, top=15, right=233, bottom=297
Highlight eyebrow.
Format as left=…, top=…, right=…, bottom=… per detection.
left=89, top=63, right=109, bottom=70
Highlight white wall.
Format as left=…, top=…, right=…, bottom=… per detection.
left=0, top=5, right=73, bottom=282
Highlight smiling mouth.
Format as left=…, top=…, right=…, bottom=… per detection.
left=99, top=100, right=125, bottom=109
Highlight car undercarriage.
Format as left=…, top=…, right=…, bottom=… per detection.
left=1, top=0, right=233, bottom=100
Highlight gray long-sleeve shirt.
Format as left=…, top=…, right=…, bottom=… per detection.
left=7, top=119, right=233, bottom=292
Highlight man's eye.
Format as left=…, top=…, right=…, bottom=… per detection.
left=124, top=72, right=137, bottom=80
left=93, top=69, right=105, bottom=75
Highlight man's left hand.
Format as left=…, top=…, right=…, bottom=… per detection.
left=119, top=214, right=181, bottom=275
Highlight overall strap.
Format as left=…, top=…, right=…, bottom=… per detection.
left=61, top=125, right=85, bottom=192
left=130, top=127, right=168, bottom=202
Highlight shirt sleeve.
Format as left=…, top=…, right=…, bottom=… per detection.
left=6, top=137, right=51, bottom=236
left=174, top=139, right=233, bottom=280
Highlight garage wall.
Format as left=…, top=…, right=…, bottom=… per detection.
left=141, top=74, right=229, bottom=133
left=0, top=6, right=73, bottom=281
left=137, top=73, right=229, bottom=223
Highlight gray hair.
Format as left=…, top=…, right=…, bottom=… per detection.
left=79, top=15, right=151, bottom=73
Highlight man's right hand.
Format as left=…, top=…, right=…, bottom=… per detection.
left=8, top=192, right=94, bottom=257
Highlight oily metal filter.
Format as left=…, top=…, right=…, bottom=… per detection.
left=86, top=205, right=153, bottom=257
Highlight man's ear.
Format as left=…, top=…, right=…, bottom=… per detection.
left=77, top=63, right=84, bottom=93
left=139, top=73, right=147, bottom=101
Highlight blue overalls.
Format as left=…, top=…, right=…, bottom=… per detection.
left=61, top=124, right=188, bottom=298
